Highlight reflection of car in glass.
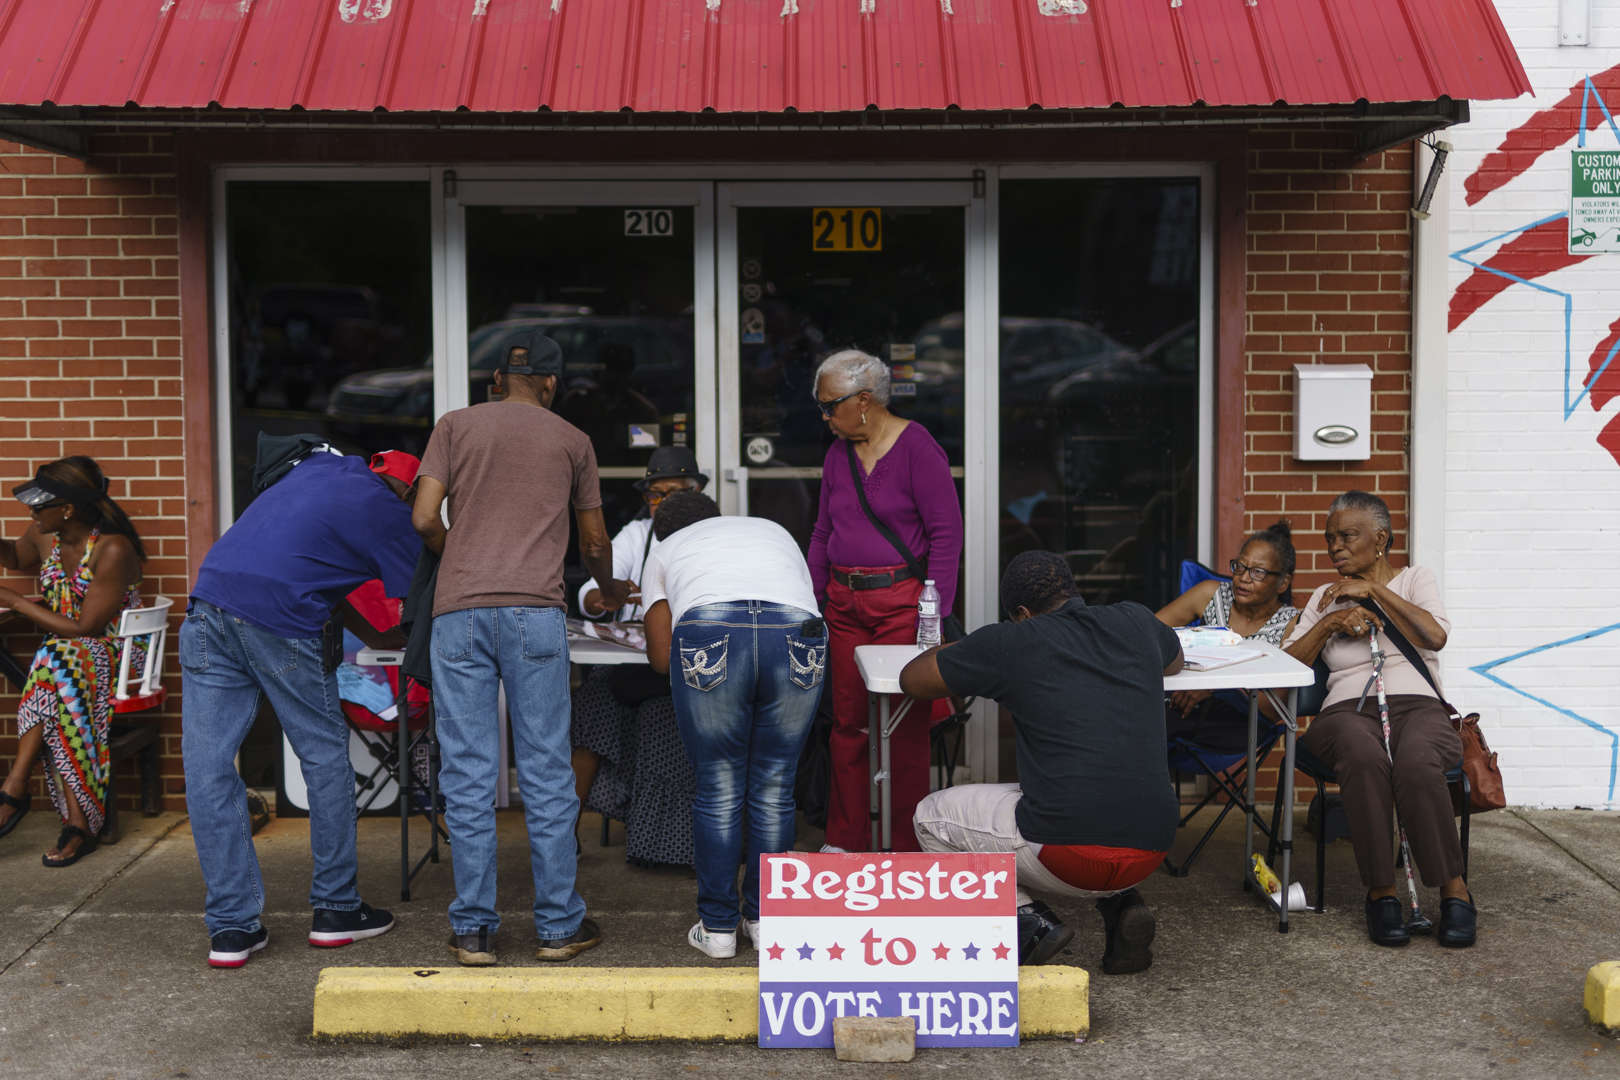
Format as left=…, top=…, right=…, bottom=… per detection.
left=909, top=314, right=1138, bottom=404
left=243, top=284, right=403, bottom=411
left=324, top=316, right=693, bottom=435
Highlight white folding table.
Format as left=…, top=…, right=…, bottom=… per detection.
left=854, top=641, right=1315, bottom=932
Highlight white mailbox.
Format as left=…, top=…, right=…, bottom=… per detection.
left=1293, top=363, right=1373, bottom=461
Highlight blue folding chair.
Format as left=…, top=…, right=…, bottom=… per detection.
left=1163, top=559, right=1285, bottom=877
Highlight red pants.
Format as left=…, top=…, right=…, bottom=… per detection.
left=823, top=570, right=939, bottom=852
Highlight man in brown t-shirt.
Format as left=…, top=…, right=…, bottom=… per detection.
left=413, top=328, right=629, bottom=967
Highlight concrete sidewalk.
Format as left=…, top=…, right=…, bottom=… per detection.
left=1, top=804, right=1616, bottom=1079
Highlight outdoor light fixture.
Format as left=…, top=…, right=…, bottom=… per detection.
left=1411, top=140, right=1451, bottom=220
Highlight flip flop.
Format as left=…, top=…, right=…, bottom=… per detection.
left=42, top=825, right=98, bottom=868
left=0, top=791, right=30, bottom=839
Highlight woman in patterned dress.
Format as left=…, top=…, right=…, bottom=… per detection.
left=1155, top=521, right=1300, bottom=753
left=0, top=457, right=145, bottom=866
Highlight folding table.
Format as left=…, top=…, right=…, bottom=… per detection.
left=855, top=640, right=1314, bottom=931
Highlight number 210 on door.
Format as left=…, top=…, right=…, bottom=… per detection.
left=812, top=208, right=882, bottom=252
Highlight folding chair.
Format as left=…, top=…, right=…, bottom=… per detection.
left=104, top=596, right=173, bottom=840
left=930, top=699, right=975, bottom=791
left=1161, top=559, right=1288, bottom=876
left=350, top=648, right=447, bottom=901
left=1163, top=712, right=1286, bottom=876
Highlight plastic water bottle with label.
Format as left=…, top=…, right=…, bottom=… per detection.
left=916, top=579, right=942, bottom=649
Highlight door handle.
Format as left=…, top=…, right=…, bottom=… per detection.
left=723, top=466, right=749, bottom=516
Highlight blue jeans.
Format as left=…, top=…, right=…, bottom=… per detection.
left=430, top=605, right=583, bottom=940
left=179, top=600, right=361, bottom=936
left=670, top=601, right=825, bottom=929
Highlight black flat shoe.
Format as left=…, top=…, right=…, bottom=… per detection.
left=42, top=825, right=98, bottom=868
left=1438, top=896, right=1477, bottom=948
left=1365, top=895, right=1411, bottom=947
left=0, top=791, right=29, bottom=838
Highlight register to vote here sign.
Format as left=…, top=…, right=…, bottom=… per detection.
left=757, top=851, right=1019, bottom=1048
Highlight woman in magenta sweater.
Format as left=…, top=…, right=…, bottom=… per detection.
left=808, top=349, right=963, bottom=852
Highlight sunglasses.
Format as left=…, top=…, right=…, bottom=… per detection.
left=816, top=388, right=868, bottom=418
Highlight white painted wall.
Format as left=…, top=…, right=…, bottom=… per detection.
left=1444, top=0, right=1620, bottom=808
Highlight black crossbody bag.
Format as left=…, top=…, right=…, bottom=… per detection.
left=844, top=442, right=965, bottom=642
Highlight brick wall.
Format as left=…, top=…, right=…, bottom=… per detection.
left=1243, top=131, right=1416, bottom=803
left=1245, top=132, right=1415, bottom=592
left=0, top=133, right=186, bottom=815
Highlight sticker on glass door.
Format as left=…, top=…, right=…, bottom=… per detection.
left=812, top=208, right=882, bottom=252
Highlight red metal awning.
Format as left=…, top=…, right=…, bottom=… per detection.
left=0, top=0, right=1529, bottom=114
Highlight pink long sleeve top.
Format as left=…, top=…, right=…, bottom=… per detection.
left=807, top=422, right=964, bottom=617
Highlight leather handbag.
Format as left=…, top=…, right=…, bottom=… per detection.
left=1359, top=600, right=1507, bottom=813
left=843, top=442, right=965, bottom=642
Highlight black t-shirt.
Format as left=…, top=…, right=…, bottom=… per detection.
left=936, top=598, right=1182, bottom=850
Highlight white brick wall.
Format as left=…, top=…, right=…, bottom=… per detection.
left=1445, top=0, right=1620, bottom=809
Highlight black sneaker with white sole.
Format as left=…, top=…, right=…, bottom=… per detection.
left=1016, top=900, right=1075, bottom=966
left=208, top=926, right=269, bottom=969
left=308, top=902, right=395, bottom=948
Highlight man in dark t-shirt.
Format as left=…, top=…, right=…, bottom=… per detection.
left=900, top=550, right=1183, bottom=973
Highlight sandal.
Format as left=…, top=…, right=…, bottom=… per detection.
left=0, top=791, right=29, bottom=838
left=42, top=825, right=98, bottom=868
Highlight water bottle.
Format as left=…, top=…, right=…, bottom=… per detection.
left=916, top=579, right=942, bottom=649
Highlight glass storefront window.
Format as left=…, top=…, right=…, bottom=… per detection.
left=464, top=204, right=696, bottom=540
left=998, top=178, right=1201, bottom=611
left=226, top=181, right=433, bottom=519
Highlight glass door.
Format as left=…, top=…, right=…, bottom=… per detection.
left=447, top=180, right=716, bottom=556
left=716, top=182, right=986, bottom=626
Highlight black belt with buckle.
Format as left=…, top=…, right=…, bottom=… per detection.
left=832, top=567, right=916, bottom=591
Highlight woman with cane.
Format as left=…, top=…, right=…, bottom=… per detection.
left=1283, top=491, right=1474, bottom=948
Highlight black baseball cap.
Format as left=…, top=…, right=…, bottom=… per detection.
left=496, top=327, right=564, bottom=377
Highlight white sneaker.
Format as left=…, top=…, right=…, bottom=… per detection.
left=687, top=922, right=737, bottom=959
left=740, top=919, right=761, bottom=948
left=819, top=843, right=847, bottom=854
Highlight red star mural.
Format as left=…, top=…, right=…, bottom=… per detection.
left=993, top=942, right=1011, bottom=960
left=932, top=943, right=951, bottom=961
left=766, top=943, right=784, bottom=961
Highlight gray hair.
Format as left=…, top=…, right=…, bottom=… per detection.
left=1328, top=490, right=1393, bottom=546
left=813, top=349, right=891, bottom=406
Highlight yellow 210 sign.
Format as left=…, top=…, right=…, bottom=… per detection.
left=812, top=207, right=882, bottom=252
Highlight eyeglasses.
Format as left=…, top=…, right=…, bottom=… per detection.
left=1228, top=559, right=1282, bottom=582
left=816, top=388, right=868, bottom=418
left=644, top=486, right=690, bottom=504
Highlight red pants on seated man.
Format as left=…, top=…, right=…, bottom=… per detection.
left=901, top=550, right=1185, bottom=972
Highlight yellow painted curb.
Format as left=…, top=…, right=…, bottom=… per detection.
left=312, top=966, right=1088, bottom=1042
left=1584, top=961, right=1620, bottom=1033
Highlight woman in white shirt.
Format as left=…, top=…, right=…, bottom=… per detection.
left=640, top=492, right=825, bottom=960
left=1283, top=491, right=1473, bottom=950
left=570, top=448, right=706, bottom=868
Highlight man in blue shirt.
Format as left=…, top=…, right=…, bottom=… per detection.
left=182, top=449, right=423, bottom=969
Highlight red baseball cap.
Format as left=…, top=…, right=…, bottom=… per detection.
left=369, top=450, right=421, bottom=487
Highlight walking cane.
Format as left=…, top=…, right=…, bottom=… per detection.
left=1361, top=626, right=1434, bottom=935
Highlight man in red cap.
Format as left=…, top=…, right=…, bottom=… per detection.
left=181, top=444, right=423, bottom=969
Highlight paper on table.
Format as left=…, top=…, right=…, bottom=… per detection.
left=1181, top=645, right=1263, bottom=672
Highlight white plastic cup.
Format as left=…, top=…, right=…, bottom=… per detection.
left=1270, top=882, right=1309, bottom=912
